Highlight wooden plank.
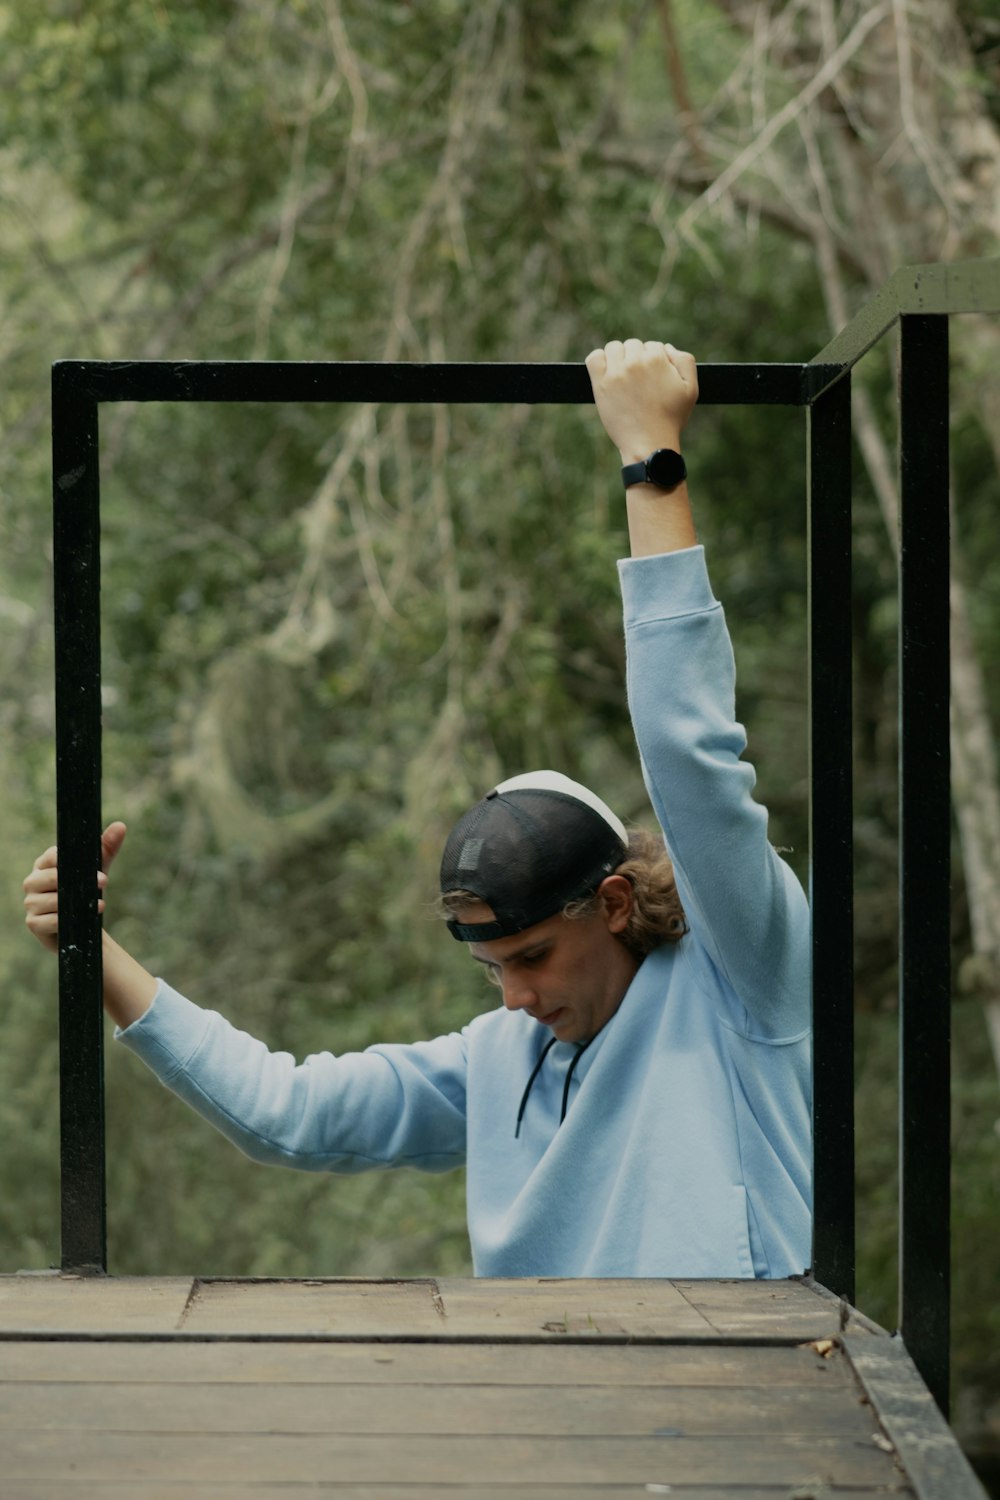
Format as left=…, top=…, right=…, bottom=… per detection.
left=799, top=1279, right=888, bottom=1337
left=844, top=1336, right=990, bottom=1500
left=0, top=1379, right=878, bottom=1438
left=0, top=1485, right=915, bottom=1500
left=0, top=1430, right=912, bottom=1486
left=434, top=1278, right=711, bottom=1337
left=671, top=1278, right=855, bottom=1339
left=0, top=1275, right=878, bottom=1342
left=0, top=1276, right=194, bottom=1335
left=180, top=1279, right=445, bottom=1335
left=0, top=1338, right=855, bottom=1387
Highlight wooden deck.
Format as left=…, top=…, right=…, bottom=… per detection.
left=0, top=1273, right=986, bottom=1498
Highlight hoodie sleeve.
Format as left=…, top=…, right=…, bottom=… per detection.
left=618, top=545, right=809, bottom=1040
left=116, top=980, right=468, bottom=1173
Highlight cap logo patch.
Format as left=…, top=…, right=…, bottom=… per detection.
left=458, top=838, right=484, bottom=871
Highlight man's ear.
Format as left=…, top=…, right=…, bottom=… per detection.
left=597, top=874, right=633, bottom=934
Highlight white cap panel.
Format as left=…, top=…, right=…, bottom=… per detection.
left=494, top=769, right=628, bottom=847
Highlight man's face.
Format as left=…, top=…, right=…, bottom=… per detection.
left=465, top=886, right=638, bottom=1045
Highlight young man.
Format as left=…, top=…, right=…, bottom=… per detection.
left=24, top=340, right=812, bottom=1278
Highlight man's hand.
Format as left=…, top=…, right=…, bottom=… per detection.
left=24, top=821, right=158, bottom=1028
left=23, top=821, right=128, bottom=953
left=585, top=339, right=698, bottom=463
left=586, top=339, right=699, bottom=558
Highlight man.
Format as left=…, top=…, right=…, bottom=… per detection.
left=24, top=340, right=812, bottom=1278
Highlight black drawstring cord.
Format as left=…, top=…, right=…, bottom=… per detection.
left=554, top=1044, right=593, bottom=1128
left=515, top=1037, right=557, bottom=1139
left=515, top=1034, right=595, bottom=1138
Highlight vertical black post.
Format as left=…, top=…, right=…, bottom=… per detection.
left=897, top=315, right=950, bottom=1412
left=807, top=369, right=855, bottom=1301
left=52, top=364, right=107, bottom=1274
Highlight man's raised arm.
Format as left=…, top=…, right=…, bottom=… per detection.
left=585, top=339, right=699, bottom=557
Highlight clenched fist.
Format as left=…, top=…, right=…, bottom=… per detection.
left=586, top=339, right=698, bottom=464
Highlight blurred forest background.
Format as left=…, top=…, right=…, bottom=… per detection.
left=1, top=0, right=998, bottom=1479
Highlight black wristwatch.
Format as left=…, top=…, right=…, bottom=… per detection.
left=621, top=448, right=687, bottom=492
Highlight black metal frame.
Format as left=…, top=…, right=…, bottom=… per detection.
left=50, top=256, right=1000, bottom=1416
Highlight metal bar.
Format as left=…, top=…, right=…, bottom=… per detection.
left=51, top=365, right=106, bottom=1274
left=806, top=371, right=855, bottom=1301
left=801, top=364, right=850, bottom=404
left=43, top=290, right=969, bottom=1340
left=52, top=360, right=812, bottom=407
left=811, top=256, right=1000, bottom=372
left=42, top=352, right=805, bottom=1281
left=897, top=314, right=951, bottom=1414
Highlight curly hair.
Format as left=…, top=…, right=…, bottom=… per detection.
left=438, top=828, right=687, bottom=961
left=563, top=828, right=687, bottom=959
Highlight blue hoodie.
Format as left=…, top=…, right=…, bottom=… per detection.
left=118, top=546, right=812, bottom=1278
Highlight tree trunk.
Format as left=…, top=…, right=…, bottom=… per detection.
left=654, top=0, right=1000, bottom=1081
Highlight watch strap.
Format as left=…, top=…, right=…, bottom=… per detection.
left=621, top=459, right=650, bottom=487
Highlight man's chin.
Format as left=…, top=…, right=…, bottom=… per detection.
left=545, top=1008, right=584, bottom=1041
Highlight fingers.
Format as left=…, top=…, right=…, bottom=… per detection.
left=101, top=821, right=127, bottom=873
left=23, top=866, right=61, bottom=952
left=590, top=339, right=696, bottom=375
left=602, top=340, right=625, bottom=372
left=24, top=910, right=59, bottom=951
left=665, top=343, right=698, bottom=391
left=586, top=336, right=699, bottom=456
left=24, top=833, right=118, bottom=953
left=24, top=875, right=107, bottom=951
left=23, top=867, right=106, bottom=904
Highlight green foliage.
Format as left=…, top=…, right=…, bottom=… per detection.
left=855, top=998, right=1000, bottom=1407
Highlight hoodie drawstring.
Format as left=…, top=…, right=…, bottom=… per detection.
left=515, top=1037, right=557, bottom=1139
left=560, top=1036, right=594, bottom=1124
left=515, top=1034, right=594, bottom=1139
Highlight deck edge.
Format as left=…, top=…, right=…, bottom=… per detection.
left=842, top=1334, right=988, bottom=1500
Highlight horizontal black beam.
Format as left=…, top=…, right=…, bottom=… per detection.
left=52, top=360, right=828, bottom=407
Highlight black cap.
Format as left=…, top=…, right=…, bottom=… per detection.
left=440, top=770, right=628, bottom=942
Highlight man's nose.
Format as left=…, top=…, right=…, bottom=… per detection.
left=501, top=974, right=537, bottom=1011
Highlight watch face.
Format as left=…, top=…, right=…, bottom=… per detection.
left=646, top=448, right=687, bottom=489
